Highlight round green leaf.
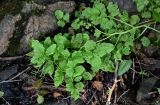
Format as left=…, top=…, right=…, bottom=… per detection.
left=37, top=95, right=44, bottom=104
left=141, top=36, right=150, bottom=47
left=0, top=91, right=4, bottom=97
left=55, top=10, right=64, bottom=20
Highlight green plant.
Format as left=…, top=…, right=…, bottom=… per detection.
left=37, top=95, right=44, bottom=104
left=134, top=0, right=160, bottom=21
left=118, top=60, right=132, bottom=76
left=55, top=10, right=70, bottom=27
left=29, top=0, right=160, bottom=100
left=29, top=33, right=115, bottom=100
left=0, top=91, right=4, bottom=97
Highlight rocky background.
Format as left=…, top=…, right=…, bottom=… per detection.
left=0, top=0, right=75, bottom=56
left=0, top=0, right=139, bottom=57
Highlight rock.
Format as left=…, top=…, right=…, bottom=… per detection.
left=21, top=2, right=46, bottom=13
left=18, top=1, right=75, bottom=54
left=18, top=13, right=56, bottom=53
left=136, top=77, right=158, bottom=104
left=34, top=0, right=53, bottom=5
left=142, top=58, right=160, bottom=71
left=0, top=15, right=21, bottom=55
left=108, top=0, right=137, bottom=13
left=145, top=44, right=158, bottom=56
left=0, top=65, right=18, bottom=81
left=46, top=1, right=75, bottom=13
left=0, top=1, right=75, bottom=55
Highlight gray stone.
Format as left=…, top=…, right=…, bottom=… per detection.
left=0, top=1, right=75, bottom=55
left=46, top=1, right=75, bottom=13
left=0, top=15, right=21, bottom=55
left=108, top=0, right=137, bottom=13
left=136, top=77, right=158, bottom=104
left=18, top=1, right=75, bottom=54
left=21, top=2, right=46, bottom=13
left=0, top=65, right=18, bottom=81
left=34, top=0, right=53, bottom=5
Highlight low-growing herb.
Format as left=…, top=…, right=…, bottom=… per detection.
left=29, top=0, right=160, bottom=101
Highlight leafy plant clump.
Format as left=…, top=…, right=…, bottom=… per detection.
left=28, top=0, right=160, bottom=100
left=55, top=10, right=70, bottom=27
left=134, top=0, right=160, bottom=21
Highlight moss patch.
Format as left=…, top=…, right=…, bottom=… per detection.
left=0, top=0, right=30, bottom=21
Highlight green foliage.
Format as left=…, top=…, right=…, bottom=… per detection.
left=29, top=34, right=116, bottom=100
left=118, top=60, right=132, bottom=76
left=134, top=0, right=147, bottom=12
left=29, top=0, right=160, bottom=101
left=134, top=0, right=160, bottom=21
left=37, top=95, right=44, bottom=104
left=141, top=36, right=151, bottom=47
left=130, top=15, right=140, bottom=25
left=55, top=10, right=70, bottom=27
left=0, top=91, right=4, bottom=97
left=107, top=2, right=120, bottom=17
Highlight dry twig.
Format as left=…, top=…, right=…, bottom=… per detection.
left=0, top=56, right=24, bottom=61
left=106, top=62, right=120, bottom=105
left=0, top=67, right=31, bottom=84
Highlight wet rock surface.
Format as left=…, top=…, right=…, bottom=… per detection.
left=19, top=1, right=75, bottom=54
left=21, top=2, right=46, bottom=13
left=0, top=0, right=138, bottom=56
left=0, top=1, right=75, bottom=56
left=0, top=65, right=18, bottom=81
left=0, top=0, right=137, bottom=56
left=136, top=77, right=158, bottom=104
left=0, top=15, right=21, bottom=55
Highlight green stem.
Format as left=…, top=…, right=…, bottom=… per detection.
left=96, top=22, right=160, bottom=43
left=96, top=25, right=144, bottom=43
left=107, top=16, right=134, bottom=28
left=144, top=25, right=160, bottom=33
left=136, top=27, right=148, bottom=39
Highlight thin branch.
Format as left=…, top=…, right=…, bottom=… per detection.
left=117, top=89, right=130, bottom=102
left=2, top=97, right=11, bottom=105
left=132, top=59, right=136, bottom=84
left=87, top=91, right=97, bottom=104
left=106, top=62, right=120, bottom=105
left=0, top=56, right=24, bottom=61
left=0, top=67, right=31, bottom=84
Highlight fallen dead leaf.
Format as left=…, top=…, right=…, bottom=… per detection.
left=80, top=94, right=87, bottom=101
left=32, top=79, right=42, bottom=89
left=92, top=81, right=103, bottom=91
left=53, top=92, right=61, bottom=98
left=91, top=100, right=98, bottom=105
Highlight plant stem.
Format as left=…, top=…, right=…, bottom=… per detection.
left=96, top=23, right=160, bottom=43
left=107, top=16, right=134, bottom=28
left=144, top=25, right=160, bottom=33
left=97, top=25, right=144, bottom=43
